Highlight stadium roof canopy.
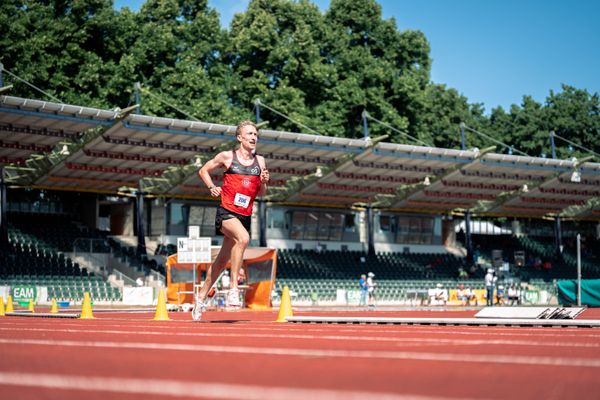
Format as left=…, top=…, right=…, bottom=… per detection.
left=1, top=95, right=600, bottom=220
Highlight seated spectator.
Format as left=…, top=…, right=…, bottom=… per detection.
left=238, top=266, right=246, bottom=286
left=465, top=286, right=477, bottom=306
left=456, top=284, right=468, bottom=305
left=496, top=285, right=505, bottom=305
left=458, top=268, right=469, bottom=280
left=220, top=270, right=231, bottom=290
left=543, top=260, right=552, bottom=271
left=508, top=284, right=520, bottom=306
left=430, top=283, right=447, bottom=306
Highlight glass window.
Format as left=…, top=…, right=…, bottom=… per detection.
left=268, top=208, right=285, bottom=229
left=378, top=214, right=392, bottom=232
left=344, top=214, right=356, bottom=232
left=396, top=216, right=434, bottom=244
left=290, top=212, right=306, bottom=240
left=304, top=212, right=318, bottom=240
left=328, top=213, right=344, bottom=241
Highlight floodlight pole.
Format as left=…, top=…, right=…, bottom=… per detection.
left=136, top=180, right=146, bottom=256
left=555, top=215, right=563, bottom=258
left=255, top=98, right=261, bottom=123
left=0, top=168, right=8, bottom=247
left=464, top=210, right=473, bottom=264
left=460, top=122, right=466, bottom=151
left=362, top=110, right=369, bottom=141
left=134, top=82, right=141, bottom=114
left=367, top=205, right=375, bottom=255
left=576, top=234, right=582, bottom=306
left=550, top=131, right=556, bottom=159
left=258, top=199, right=267, bottom=247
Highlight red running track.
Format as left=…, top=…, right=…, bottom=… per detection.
left=1, top=308, right=600, bottom=400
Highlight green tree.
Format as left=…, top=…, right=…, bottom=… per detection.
left=544, top=85, right=600, bottom=159
left=323, top=0, right=431, bottom=140
left=416, top=84, right=489, bottom=149
left=225, top=0, right=335, bottom=132
left=0, top=0, right=131, bottom=107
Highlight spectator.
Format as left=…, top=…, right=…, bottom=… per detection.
left=465, top=286, right=477, bottom=306
left=220, top=270, right=231, bottom=290
left=458, top=268, right=469, bottom=280
left=508, top=284, right=520, bottom=306
left=136, top=276, right=144, bottom=287
left=496, top=285, right=505, bottom=306
left=367, top=272, right=376, bottom=307
left=238, top=266, right=246, bottom=286
left=457, top=284, right=468, bottom=306
left=432, top=283, right=447, bottom=306
left=359, top=274, right=368, bottom=306
left=485, top=268, right=496, bottom=306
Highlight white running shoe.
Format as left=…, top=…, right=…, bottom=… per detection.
left=226, top=288, right=242, bottom=308
left=192, top=298, right=206, bottom=321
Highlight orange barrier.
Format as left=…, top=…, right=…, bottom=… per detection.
left=166, top=247, right=277, bottom=310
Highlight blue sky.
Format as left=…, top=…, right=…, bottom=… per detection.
left=114, top=0, right=599, bottom=113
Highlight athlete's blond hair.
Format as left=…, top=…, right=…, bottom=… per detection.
left=236, top=120, right=257, bottom=137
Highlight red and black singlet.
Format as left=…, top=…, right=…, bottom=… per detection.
left=220, top=150, right=262, bottom=216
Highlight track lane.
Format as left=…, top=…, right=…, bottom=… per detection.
left=1, top=310, right=600, bottom=399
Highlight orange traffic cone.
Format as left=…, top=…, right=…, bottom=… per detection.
left=6, top=296, right=14, bottom=313
left=275, top=285, right=293, bottom=322
left=80, top=292, right=94, bottom=319
left=153, top=289, right=170, bottom=321
left=50, top=298, right=59, bottom=314
left=6, top=296, right=15, bottom=313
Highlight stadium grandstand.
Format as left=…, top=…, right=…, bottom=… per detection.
left=1, top=92, right=600, bottom=308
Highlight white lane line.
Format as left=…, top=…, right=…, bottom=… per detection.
left=0, top=338, right=599, bottom=368
left=0, top=371, right=465, bottom=400
left=0, top=326, right=599, bottom=348
left=3, top=320, right=600, bottom=339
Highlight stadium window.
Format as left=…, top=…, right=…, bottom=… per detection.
left=268, top=208, right=285, bottom=229
left=378, top=214, right=392, bottom=232
left=168, top=203, right=186, bottom=236
left=290, top=211, right=306, bottom=240
left=408, top=217, right=421, bottom=244
left=304, top=212, right=318, bottom=240
left=329, top=213, right=344, bottom=241
left=344, top=213, right=356, bottom=232
left=396, top=216, right=410, bottom=243
left=420, top=218, right=434, bottom=244
left=317, top=213, right=330, bottom=240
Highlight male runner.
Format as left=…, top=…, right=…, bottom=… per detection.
left=192, top=120, right=269, bottom=320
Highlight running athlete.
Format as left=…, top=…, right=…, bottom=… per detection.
left=193, top=120, right=269, bottom=319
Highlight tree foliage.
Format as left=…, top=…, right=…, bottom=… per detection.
left=0, top=0, right=597, bottom=158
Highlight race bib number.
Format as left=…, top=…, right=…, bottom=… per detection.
left=234, top=193, right=251, bottom=208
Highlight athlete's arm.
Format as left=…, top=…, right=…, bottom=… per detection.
left=257, top=155, right=269, bottom=196
left=199, top=151, right=231, bottom=197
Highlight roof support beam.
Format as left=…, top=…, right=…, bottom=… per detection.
left=4, top=105, right=139, bottom=186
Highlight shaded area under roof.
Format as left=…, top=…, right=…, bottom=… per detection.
left=1, top=95, right=599, bottom=220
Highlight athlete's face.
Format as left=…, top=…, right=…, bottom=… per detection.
left=238, top=125, right=258, bottom=150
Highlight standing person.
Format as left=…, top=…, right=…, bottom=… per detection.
left=508, top=283, right=520, bottom=306
left=192, top=120, right=269, bottom=320
left=237, top=266, right=246, bottom=286
left=367, top=272, right=376, bottom=307
left=485, top=268, right=495, bottom=306
left=359, top=274, right=368, bottom=306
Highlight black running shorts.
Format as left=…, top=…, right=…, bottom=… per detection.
left=215, top=205, right=251, bottom=236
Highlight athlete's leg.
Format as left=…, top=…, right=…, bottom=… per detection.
left=197, top=237, right=235, bottom=301
left=219, top=217, right=250, bottom=291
